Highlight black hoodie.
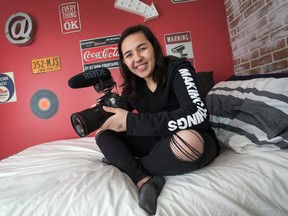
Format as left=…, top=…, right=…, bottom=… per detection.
left=124, top=58, right=211, bottom=137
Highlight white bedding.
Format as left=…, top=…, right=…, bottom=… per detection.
left=0, top=137, right=287, bottom=216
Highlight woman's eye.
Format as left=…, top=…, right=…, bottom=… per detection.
left=124, top=54, right=132, bottom=59
left=139, top=46, right=147, bottom=52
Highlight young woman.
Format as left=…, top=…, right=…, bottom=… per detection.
left=95, top=25, right=219, bottom=215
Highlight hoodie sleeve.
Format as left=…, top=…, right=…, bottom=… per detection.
left=126, top=63, right=210, bottom=137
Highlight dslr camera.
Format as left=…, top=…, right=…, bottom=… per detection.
left=69, top=68, right=121, bottom=137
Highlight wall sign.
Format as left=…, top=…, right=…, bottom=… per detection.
left=80, top=35, right=120, bottom=71
left=59, top=2, right=82, bottom=34
left=164, top=31, right=195, bottom=66
left=31, top=56, right=61, bottom=74
left=0, top=72, right=17, bottom=104
left=30, top=89, right=59, bottom=119
left=5, top=12, right=34, bottom=46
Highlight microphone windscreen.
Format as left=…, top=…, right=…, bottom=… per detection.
left=68, top=68, right=111, bottom=89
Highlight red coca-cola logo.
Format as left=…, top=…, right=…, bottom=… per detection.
left=83, top=47, right=119, bottom=63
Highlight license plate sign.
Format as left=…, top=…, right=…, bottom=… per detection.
left=32, top=56, right=61, bottom=74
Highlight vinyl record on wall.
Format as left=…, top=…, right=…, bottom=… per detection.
left=30, top=89, right=59, bottom=119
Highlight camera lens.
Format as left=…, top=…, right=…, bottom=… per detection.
left=70, top=106, right=112, bottom=137
left=71, top=113, right=88, bottom=137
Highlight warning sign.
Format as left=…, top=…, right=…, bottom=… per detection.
left=164, top=31, right=194, bottom=66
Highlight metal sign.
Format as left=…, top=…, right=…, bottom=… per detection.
left=59, top=2, right=82, bottom=34
left=164, top=31, right=195, bottom=66
left=31, top=56, right=61, bottom=74
left=80, top=35, right=120, bottom=71
left=5, top=12, right=34, bottom=46
left=0, top=72, right=17, bottom=104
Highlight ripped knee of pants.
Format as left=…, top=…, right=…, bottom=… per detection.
left=170, top=130, right=204, bottom=162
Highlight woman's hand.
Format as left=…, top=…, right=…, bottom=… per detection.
left=98, top=106, right=128, bottom=132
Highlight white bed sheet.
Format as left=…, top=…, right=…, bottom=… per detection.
left=0, top=137, right=287, bottom=216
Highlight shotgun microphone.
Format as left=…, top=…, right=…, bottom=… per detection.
left=68, top=68, right=112, bottom=89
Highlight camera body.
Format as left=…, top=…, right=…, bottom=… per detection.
left=71, top=91, right=121, bottom=137
left=70, top=72, right=121, bottom=137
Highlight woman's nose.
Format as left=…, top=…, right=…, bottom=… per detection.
left=135, top=53, right=143, bottom=62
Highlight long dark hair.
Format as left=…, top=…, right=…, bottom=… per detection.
left=118, top=25, right=167, bottom=97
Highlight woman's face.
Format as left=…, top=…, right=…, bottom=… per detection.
left=121, top=31, right=156, bottom=82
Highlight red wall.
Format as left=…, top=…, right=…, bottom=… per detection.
left=0, top=0, right=234, bottom=160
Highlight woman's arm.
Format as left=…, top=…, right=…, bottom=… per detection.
left=126, top=65, right=210, bottom=136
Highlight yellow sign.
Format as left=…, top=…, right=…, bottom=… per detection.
left=32, top=56, right=61, bottom=74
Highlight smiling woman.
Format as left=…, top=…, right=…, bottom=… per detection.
left=121, top=32, right=156, bottom=83
left=95, top=24, right=219, bottom=215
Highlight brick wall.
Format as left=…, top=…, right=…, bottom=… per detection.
left=224, top=0, right=288, bottom=75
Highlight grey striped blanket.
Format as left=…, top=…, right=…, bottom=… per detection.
left=206, top=77, right=288, bottom=153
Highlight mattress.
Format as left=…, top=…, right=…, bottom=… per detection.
left=0, top=137, right=287, bottom=216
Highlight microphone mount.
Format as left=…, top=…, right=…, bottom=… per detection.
left=93, top=76, right=116, bottom=93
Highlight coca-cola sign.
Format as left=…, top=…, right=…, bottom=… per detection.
left=80, top=35, right=120, bottom=71
left=83, top=47, right=118, bottom=61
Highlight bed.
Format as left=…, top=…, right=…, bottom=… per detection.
left=0, top=73, right=288, bottom=216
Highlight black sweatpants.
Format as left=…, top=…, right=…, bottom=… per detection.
left=95, top=130, right=219, bottom=184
